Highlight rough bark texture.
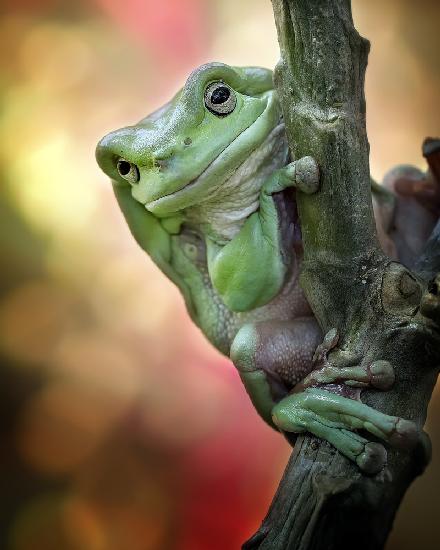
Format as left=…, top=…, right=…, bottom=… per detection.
left=244, top=1, right=440, bottom=549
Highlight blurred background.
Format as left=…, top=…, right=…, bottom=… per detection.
left=0, top=0, right=439, bottom=549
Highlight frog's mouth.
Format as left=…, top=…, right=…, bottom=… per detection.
left=144, top=96, right=281, bottom=216
left=145, top=144, right=230, bottom=212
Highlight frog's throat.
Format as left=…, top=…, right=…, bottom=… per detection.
left=144, top=94, right=280, bottom=216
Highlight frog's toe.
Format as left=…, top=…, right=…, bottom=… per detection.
left=293, top=156, right=320, bottom=194
left=388, top=417, right=420, bottom=449
left=367, top=360, right=395, bottom=390
left=299, top=358, right=395, bottom=391
left=326, top=428, right=387, bottom=475
left=356, top=442, right=387, bottom=475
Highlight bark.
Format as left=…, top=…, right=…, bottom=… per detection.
left=243, top=1, right=440, bottom=549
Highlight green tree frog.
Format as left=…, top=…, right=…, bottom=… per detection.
left=96, top=62, right=436, bottom=474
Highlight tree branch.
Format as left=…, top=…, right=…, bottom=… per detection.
left=244, top=2, right=440, bottom=548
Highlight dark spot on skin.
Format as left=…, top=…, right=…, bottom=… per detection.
left=311, top=440, right=319, bottom=451
left=184, top=137, right=192, bottom=146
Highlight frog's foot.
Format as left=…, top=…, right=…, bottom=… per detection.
left=287, top=156, right=320, bottom=195
left=272, top=388, right=420, bottom=474
left=298, top=328, right=395, bottom=392
left=262, top=157, right=320, bottom=196
left=296, top=359, right=395, bottom=392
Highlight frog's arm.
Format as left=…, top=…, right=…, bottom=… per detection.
left=206, top=207, right=285, bottom=312
left=207, top=157, right=319, bottom=312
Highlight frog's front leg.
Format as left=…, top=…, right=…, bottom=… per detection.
left=207, top=157, right=319, bottom=312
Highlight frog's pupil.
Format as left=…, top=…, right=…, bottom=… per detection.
left=118, top=160, right=131, bottom=176
left=211, top=86, right=230, bottom=104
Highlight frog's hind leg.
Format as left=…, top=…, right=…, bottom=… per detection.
left=272, top=388, right=420, bottom=474
left=279, top=406, right=388, bottom=475
left=230, top=318, right=322, bottom=429
left=232, top=322, right=422, bottom=474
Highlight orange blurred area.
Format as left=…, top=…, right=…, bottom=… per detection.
left=0, top=1, right=439, bottom=549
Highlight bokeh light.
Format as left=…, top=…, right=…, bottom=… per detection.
left=0, top=1, right=439, bottom=549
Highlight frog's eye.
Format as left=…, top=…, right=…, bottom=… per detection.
left=204, top=82, right=236, bottom=116
left=117, top=159, right=140, bottom=184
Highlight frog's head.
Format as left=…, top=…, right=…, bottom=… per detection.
left=96, top=62, right=279, bottom=217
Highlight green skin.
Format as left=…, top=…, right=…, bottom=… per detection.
left=96, top=62, right=434, bottom=474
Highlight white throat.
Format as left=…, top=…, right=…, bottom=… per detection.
left=184, top=123, right=289, bottom=243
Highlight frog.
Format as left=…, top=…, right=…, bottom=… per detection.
left=96, top=62, right=438, bottom=474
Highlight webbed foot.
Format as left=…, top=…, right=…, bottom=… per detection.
left=272, top=388, right=420, bottom=474
left=297, top=359, right=395, bottom=392
left=296, top=328, right=395, bottom=392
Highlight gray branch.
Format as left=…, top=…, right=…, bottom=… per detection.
left=244, top=1, right=440, bottom=549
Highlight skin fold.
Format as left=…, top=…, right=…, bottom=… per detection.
left=96, top=62, right=438, bottom=474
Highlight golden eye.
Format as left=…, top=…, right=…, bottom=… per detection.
left=204, top=82, right=236, bottom=116
left=117, top=159, right=140, bottom=184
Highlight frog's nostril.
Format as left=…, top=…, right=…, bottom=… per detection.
left=116, top=159, right=140, bottom=184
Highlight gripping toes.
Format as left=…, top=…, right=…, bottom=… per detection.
left=272, top=388, right=420, bottom=474
left=287, top=156, right=320, bottom=194
left=298, top=359, right=395, bottom=392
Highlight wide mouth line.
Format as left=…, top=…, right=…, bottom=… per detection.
left=144, top=100, right=276, bottom=210
left=144, top=124, right=253, bottom=209
left=146, top=151, right=219, bottom=205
